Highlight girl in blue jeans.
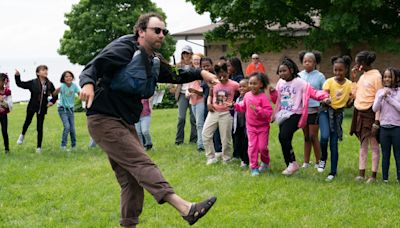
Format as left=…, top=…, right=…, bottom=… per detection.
left=319, top=56, right=353, bottom=181
left=135, top=99, right=153, bottom=150
left=55, top=71, right=80, bottom=150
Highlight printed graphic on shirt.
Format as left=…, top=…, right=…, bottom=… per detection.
left=63, top=87, right=75, bottom=97
left=280, top=85, right=297, bottom=111
left=335, top=88, right=343, bottom=101
left=216, top=89, right=229, bottom=105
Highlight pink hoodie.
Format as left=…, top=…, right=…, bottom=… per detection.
left=234, top=92, right=273, bottom=131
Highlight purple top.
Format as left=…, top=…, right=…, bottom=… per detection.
left=372, top=88, right=400, bottom=127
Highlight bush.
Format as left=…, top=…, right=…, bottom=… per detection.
left=153, top=83, right=177, bottom=109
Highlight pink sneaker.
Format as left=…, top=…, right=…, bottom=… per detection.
left=282, top=161, right=299, bottom=175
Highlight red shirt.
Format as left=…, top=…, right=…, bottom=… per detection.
left=245, top=62, right=266, bottom=76
left=0, top=88, right=11, bottom=114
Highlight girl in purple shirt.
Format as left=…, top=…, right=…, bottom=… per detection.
left=372, top=67, right=400, bottom=183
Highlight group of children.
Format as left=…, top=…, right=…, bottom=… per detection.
left=2, top=50, right=399, bottom=184
left=0, top=65, right=81, bottom=154
left=194, top=50, right=400, bottom=183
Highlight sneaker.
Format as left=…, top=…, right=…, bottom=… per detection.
left=71, top=146, right=77, bottom=151
left=240, top=161, right=248, bottom=169
left=326, top=173, right=336, bottom=182
left=366, top=177, right=376, bottom=184
left=282, top=161, right=299, bottom=176
left=17, top=134, right=24, bottom=145
left=383, top=179, right=389, bottom=184
left=215, top=152, right=223, bottom=158
left=251, top=168, right=260, bottom=176
left=5, top=149, right=9, bottom=155
left=206, top=157, right=218, bottom=165
left=259, top=162, right=269, bottom=173
left=36, top=147, right=42, bottom=154
left=302, top=162, right=311, bottom=169
left=314, top=163, right=319, bottom=169
left=355, top=176, right=366, bottom=181
left=317, top=160, right=326, bottom=173
left=60, top=146, right=67, bottom=151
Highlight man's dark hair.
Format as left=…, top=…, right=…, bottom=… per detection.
left=134, top=12, right=164, bottom=38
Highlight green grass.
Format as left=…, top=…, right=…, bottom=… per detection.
left=1, top=104, right=399, bottom=227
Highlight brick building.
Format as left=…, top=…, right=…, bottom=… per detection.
left=172, top=23, right=400, bottom=84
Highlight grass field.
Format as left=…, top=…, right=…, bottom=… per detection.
left=1, top=104, right=399, bottom=227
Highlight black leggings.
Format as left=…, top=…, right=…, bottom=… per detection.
left=22, top=110, right=46, bottom=148
left=278, top=114, right=301, bottom=166
left=0, top=114, right=9, bottom=150
left=233, top=126, right=249, bottom=165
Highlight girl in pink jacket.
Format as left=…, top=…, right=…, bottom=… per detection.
left=274, top=57, right=329, bottom=176
left=233, top=73, right=273, bottom=176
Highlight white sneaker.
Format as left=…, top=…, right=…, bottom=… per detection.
left=17, top=134, right=24, bottom=145
left=282, top=162, right=299, bottom=175
left=302, top=163, right=311, bottom=168
left=206, top=157, right=218, bottom=165
left=317, top=160, right=326, bottom=173
left=36, top=147, right=42, bottom=154
left=240, top=161, right=248, bottom=169
left=326, top=174, right=335, bottom=182
left=60, top=146, right=67, bottom=151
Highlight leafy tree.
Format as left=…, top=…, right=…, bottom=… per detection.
left=59, top=0, right=176, bottom=65
left=188, top=0, right=400, bottom=57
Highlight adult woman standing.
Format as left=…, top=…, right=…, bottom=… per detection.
left=173, top=45, right=197, bottom=145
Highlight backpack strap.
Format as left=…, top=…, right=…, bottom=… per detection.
left=137, top=45, right=153, bottom=79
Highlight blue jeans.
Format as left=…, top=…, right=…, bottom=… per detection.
left=380, top=126, right=400, bottom=181
left=135, top=115, right=152, bottom=147
left=58, top=107, right=76, bottom=147
left=191, top=102, right=205, bottom=149
left=319, top=110, right=339, bottom=174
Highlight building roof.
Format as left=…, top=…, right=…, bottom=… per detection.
left=172, top=17, right=320, bottom=41
left=172, top=23, right=222, bottom=40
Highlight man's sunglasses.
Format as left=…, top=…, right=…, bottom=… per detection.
left=147, top=27, right=169, bottom=36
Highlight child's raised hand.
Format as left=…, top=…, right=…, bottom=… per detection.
left=15, top=69, right=21, bottom=76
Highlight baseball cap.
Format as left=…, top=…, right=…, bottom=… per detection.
left=181, top=45, right=193, bottom=54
